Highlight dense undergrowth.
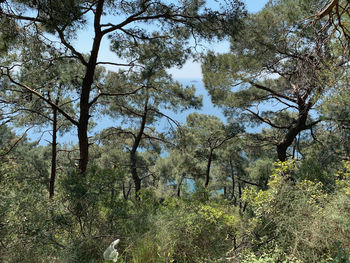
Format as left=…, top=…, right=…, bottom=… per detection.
left=1, top=160, right=350, bottom=262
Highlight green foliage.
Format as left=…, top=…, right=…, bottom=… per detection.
left=0, top=155, right=61, bottom=262
left=122, top=197, right=240, bottom=263
left=239, top=247, right=302, bottom=263
left=247, top=158, right=274, bottom=190
left=202, top=0, right=346, bottom=162
left=1, top=126, right=350, bottom=263
left=242, top=160, right=350, bottom=262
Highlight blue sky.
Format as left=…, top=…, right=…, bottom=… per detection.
left=72, top=0, right=269, bottom=80
left=244, top=0, right=268, bottom=12
left=168, top=0, right=269, bottom=79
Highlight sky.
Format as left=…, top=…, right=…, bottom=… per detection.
left=72, top=0, right=269, bottom=80
left=168, top=0, right=269, bottom=79
left=243, top=0, right=269, bottom=13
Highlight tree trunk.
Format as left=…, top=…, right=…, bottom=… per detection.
left=130, top=95, right=149, bottom=199
left=277, top=124, right=304, bottom=162
left=277, top=103, right=311, bottom=162
left=130, top=152, right=142, bottom=198
left=77, top=123, right=89, bottom=173
left=238, top=177, right=242, bottom=210
left=277, top=143, right=289, bottom=162
left=229, top=159, right=237, bottom=206
left=122, top=181, right=131, bottom=200
left=204, top=149, right=214, bottom=188
left=177, top=175, right=185, bottom=198
left=77, top=0, right=104, bottom=173
left=49, top=106, right=58, bottom=199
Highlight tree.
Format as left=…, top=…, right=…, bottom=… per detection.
left=174, top=113, right=241, bottom=189
left=155, top=150, right=190, bottom=198
left=202, top=0, right=346, bottom=161
left=1, top=35, right=80, bottom=198
left=0, top=0, right=245, bottom=173
left=215, top=140, right=254, bottom=207
left=99, top=49, right=202, bottom=196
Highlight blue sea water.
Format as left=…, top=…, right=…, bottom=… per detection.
left=158, top=78, right=225, bottom=130
left=23, top=76, right=293, bottom=146
left=24, top=78, right=225, bottom=145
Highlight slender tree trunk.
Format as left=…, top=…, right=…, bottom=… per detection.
left=122, top=181, right=132, bottom=200
left=238, top=177, right=242, bottom=210
left=204, top=149, right=214, bottom=188
left=229, top=159, right=237, bottom=206
left=49, top=106, right=58, bottom=199
left=78, top=0, right=104, bottom=173
left=130, top=151, right=142, bottom=197
left=77, top=123, right=89, bottom=173
left=177, top=175, right=185, bottom=198
left=130, top=95, right=149, bottom=198
left=122, top=182, right=127, bottom=200
left=111, top=186, right=115, bottom=203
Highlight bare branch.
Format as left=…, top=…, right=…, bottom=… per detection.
left=3, top=69, right=78, bottom=126
left=142, top=132, right=172, bottom=145
left=249, top=82, right=298, bottom=103
left=246, top=108, right=290, bottom=129
left=238, top=178, right=261, bottom=187
left=96, top=61, right=138, bottom=67
left=316, top=0, right=339, bottom=19
left=148, top=108, right=181, bottom=128
left=304, top=119, right=322, bottom=130
left=55, top=27, right=88, bottom=66
left=89, top=85, right=145, bottom=106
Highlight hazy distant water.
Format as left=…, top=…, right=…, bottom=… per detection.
left=25, top=77, right=284, bottom=145
left=158, top=78, right=225, bottom=130
left=25, top=78, right=224, bottom=145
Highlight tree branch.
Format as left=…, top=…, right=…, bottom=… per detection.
left=88, top=85, right=144, bottom=106
left=316, top=0, right=339, bottom=19
left=3, top=70, right=78, bottom=126
left=148, top=108, right=181, bottom=128
left=0, top=126, right=33, bottom=159
left=55, top=27, right=88, bottom=66
left=249, top=82, right=298, bottom=103
left=245, top=108, right=290, bottom=129
left=304, top=119, right=322, bottom=130
left=238, top=178, right=261, bottom=187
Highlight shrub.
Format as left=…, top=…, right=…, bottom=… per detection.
left=241, top=161, right=350, bottom=262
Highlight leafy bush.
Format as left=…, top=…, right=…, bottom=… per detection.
left=242, top=161, right=350, bottom=262
left=119, top=197, right=240, bottom=262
